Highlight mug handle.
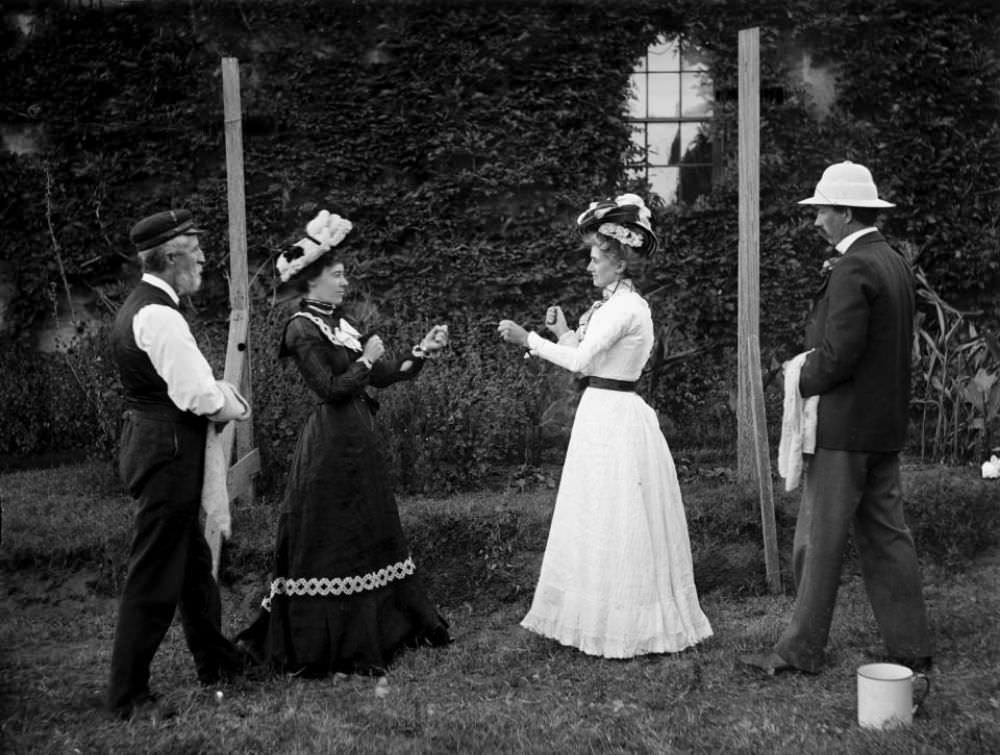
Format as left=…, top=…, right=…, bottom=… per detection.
left=912, top=672, right=931, bottom=715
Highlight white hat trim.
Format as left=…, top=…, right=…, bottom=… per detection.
left=276, top=210, right=354, bottom=282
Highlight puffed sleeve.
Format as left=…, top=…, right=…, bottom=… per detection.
left=283, top=317, right=371, bottom=402
left=526, top=301, right=630, bottom=374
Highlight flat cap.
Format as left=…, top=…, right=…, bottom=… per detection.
left=130, top=209, right=203, bottom=252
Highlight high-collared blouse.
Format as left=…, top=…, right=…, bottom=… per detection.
left=525, top=285, right=653, bottom=382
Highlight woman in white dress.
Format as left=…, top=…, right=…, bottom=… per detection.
left=498, top=194, right=712, bottom=658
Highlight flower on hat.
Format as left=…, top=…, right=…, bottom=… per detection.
left=306, top=210, right=333, bottom=246
left=598, top=222, right=644, bottom=248
left=581, top=201, right=613, bottom=221
left=576, top=193, right=658, bottom=255
left=614, top=193, right=652, bottom=225
left=277, top=210, right=354, bottom=283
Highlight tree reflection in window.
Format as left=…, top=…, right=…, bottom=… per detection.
left=627, top=36, right=715, bottom=204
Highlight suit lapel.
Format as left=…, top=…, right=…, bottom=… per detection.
left=814, top=276, right=831, bottom=298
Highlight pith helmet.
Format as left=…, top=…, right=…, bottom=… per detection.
left=798, top=161, right=895, bottom=208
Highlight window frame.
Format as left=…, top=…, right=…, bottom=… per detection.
left=626, top=35, right=718, bottom=205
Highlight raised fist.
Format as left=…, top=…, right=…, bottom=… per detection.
left=544, top=305, right=568, bottom=337
left=363, top=334, right=385, bottom=363
left=420, top=324, right=449, bottom=353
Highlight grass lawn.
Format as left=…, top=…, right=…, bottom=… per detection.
left=1, top=461, right=998, bottom=754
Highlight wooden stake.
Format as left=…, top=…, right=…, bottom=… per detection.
left=207, top=57, right=260, bottom=580
left=737, top=27, right=760, bottom=482
left=736, top=28, right=781, bottom=593
left=748, top=332, right=781, bottom=594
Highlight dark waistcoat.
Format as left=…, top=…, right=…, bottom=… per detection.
left=112, top=281, right=178, bottom=409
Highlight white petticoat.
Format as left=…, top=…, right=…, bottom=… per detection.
left=521, top=387, right=713, bottom=658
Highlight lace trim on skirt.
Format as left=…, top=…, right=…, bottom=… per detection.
left=261, top=556, right=416, bottom=610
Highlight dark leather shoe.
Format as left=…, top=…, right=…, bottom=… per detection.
left=738, top=651, right=813, bottom=676
left=117, top=693, right=177, bottom=722
left=879, top=655, right=933, bottom=673
left=863, top=647, right=934, bottom=673
left=897, top=656, right=933, bottom=673
left=234, top=637, right=266, bottom=666
left=199, top=645, right=262, bottom=686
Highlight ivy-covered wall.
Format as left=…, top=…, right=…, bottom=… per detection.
left=2, top=0, right=998, bottom=481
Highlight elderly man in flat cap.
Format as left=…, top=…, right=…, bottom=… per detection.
left=107, top=209, right=251, bottom=720
left=741, top=162, right=932, bottom=676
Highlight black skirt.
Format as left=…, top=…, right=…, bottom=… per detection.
left=238, top=395, right=449, bottom=676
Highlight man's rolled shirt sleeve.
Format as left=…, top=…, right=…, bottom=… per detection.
left=133, top=304, right=225, bottom=415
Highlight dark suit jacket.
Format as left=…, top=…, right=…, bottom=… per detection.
left=799, top=230, right=915, bottom=452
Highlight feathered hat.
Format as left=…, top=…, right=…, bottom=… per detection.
left=575, top=193, right=658, bottom=256
left=276, top=210, right=354, bottom=283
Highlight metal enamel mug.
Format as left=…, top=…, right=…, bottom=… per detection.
left=857, top=663, right=931, bottom=730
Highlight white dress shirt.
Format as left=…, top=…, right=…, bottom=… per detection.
left=835, top=226, right=877, bottom=254
left=132, top=273, right=224, bottom=415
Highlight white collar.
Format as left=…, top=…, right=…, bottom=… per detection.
left=601, top=278, right=635, bottom=301
left=835, top=227, right=877, bottom=254
left=142, top=273, right=180, bottom=305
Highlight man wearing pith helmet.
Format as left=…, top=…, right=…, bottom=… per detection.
left=741, top=161, right=933, bottom=676
left=106, top=209, right=252, bottom=719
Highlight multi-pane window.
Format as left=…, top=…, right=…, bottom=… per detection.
left=627, top=36, right=715, bottom=204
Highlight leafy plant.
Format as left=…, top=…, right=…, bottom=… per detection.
left=911, top=261, right=1000, bottom=463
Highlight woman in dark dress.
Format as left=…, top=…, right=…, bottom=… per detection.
left=238, top=211, right=450, bottom=679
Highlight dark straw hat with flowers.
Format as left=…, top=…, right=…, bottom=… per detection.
left=575, top=193, right=658, bottom=256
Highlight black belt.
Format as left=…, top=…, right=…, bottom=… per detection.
left=578, top=376, right=638, bottom=392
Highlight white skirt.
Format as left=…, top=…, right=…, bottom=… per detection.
left=521, top=387, right=713, bottom=658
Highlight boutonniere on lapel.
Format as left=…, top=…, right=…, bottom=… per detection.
left=820, top=256, right=841, bottom=277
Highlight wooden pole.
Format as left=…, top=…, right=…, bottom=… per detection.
left=207, top=57, right=260, bottom=580
left=737, top=27, right=760, bottom=482
left=737, top=27, right=781, bottom=593
left=748, top=332, right=781, bottom=593
left=221, top=56, right=254, bottom=455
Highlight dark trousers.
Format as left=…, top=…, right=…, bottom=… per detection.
left=107, top=410, right=241, bottom=715
left=774, top=449, right=932, bottom=673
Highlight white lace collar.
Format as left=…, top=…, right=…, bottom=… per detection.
left=292, top=311, right=363, bottom=352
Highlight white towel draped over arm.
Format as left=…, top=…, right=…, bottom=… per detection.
left=777, top=351, right=819, bottom=491
left=201, top=381, right=251, bottom=546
